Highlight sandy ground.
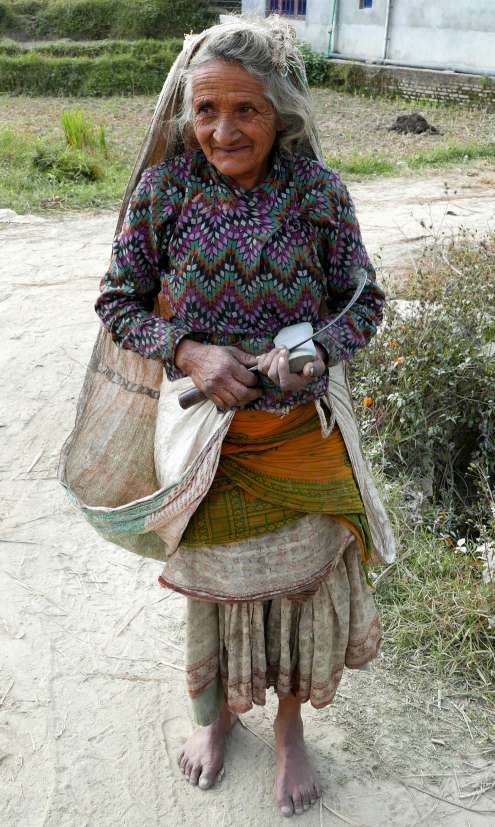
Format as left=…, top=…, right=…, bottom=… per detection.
left=1, top=169, right=495, bottom=827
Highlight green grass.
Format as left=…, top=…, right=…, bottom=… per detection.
left=407, top=141, right=495, bottom=168
left=327, top=153, right=394, bottom=176
left=0, top=127, right=130, bottom=211
left=327, top=141, right=495, bottom=177
left=375, top=475, right=494, bottom=686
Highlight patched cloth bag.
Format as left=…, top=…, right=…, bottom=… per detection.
left=58, top=31, right=395, bottom=568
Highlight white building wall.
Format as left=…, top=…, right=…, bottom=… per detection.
left=241, top=0, right=333, bottom=54
left=387, top=1, right=495, bottom=73
left=334, top=0, right=388, bottom=60
left=333, top=0, right=495, bottom=72
left=241, top=0, right=495, bottom=73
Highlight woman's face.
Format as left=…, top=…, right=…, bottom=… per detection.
left=191, top=60, right=279, bottom=191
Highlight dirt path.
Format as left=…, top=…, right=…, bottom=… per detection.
left=1, top=170, right=494, bottom=827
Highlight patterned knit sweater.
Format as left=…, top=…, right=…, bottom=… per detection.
left=95, top=149, right=385, bottom=411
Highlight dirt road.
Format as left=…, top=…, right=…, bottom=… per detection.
left=1, top=170, right=494, bottom=826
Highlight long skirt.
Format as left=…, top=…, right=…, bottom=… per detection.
left=161, top=514, right=382, bottom=727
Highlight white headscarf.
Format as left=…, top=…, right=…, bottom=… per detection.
left=116, top=18, right=323, bottom=233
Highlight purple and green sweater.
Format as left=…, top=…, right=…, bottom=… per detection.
left=95, top=149, right=385, bottom=411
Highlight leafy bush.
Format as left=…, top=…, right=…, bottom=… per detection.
left=10, top=0, right=45, bottom=13
left=37, top=0, right=116, bottom=38
left=0, top=51, right=175, bottom=94
left=32, top=0, right=213, bottom=40
left=112, top=0, right=214, bottom=40
left=352, top=235, right=495, bottom=537
left=0, top=2, right=15, bottom=33
left=2, top=0, right=214, bottom=39
left=298, top=43, right=330, bottom=86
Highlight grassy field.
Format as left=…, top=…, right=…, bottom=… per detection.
left=1, top=89, right=494, bottom=213
left=312, top=88, right=495, bottom=164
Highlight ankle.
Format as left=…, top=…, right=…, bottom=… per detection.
left=274, top=697, right=303, bottom=736
left=212, top=701, right=236, bottom=733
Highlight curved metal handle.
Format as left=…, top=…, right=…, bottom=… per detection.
left=178, top=386, right=206, bottom=409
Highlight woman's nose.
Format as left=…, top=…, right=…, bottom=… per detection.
left=213, top=116, right=241, bottom=145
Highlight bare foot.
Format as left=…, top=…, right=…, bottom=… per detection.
left=177, top=701, right=236, bottom=790
left=274, top=696, right=321, bottom=817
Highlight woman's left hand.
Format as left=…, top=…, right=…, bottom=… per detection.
left=256, top=344, right=327, bottom=393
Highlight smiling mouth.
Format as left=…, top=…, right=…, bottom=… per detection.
left=214, top=146, right=250, bottom=153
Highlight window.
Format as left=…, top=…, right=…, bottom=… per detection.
left=359, top=0, right=373, bottom=7
left=269, top=0, right=306, bottom=17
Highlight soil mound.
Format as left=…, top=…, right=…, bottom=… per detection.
left=389, top=113, right=439, bottom=134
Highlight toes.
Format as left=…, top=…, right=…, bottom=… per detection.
left=183, top=759, right=192, bottom=781
left=198, top=765, right=218, bottom=790
left=189, top=763, right=202, bottom=786
left=302, top=789, right=312, bottom=811
left=179, top=754, right=187, bottom=774
left=278, top=795, right=294, bottom=818
left=292, top=792, right=304, bottom=815
left=177, top=749, right=184, bottom=768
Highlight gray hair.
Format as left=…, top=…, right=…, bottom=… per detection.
left=176, top=16, right=317, bottom=156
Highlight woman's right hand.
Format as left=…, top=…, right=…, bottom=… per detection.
left=174, top=340, right=262, bottom=410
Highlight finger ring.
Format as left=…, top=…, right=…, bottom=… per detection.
left=309, top=364, right=315, bottom=376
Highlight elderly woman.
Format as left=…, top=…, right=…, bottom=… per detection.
left=90, top=16, right=392, bottom=819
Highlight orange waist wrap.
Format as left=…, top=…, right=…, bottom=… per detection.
left=221, top=402, right=351, bottom=483
left=181, top=402, right=372, bottom=559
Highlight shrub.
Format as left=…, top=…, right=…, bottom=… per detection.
left=0, top=51, right=175, bottom=95
left=37, top=0, right=116, bottom=39
left=0, top=2, right=15, bottom=33
left=32, top=0, right=213, bottom=40
left=298, top=43, right=331, bottom=86
left=1, top=37, right=183, bottom=58
left=10, top=0, right=46, bottom=12
left=112, top=0, right=214, bottom=40
left=352, top=235, right=495, bottom=537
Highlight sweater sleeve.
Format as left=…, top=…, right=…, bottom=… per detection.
left=311, top=173, right=385, bottom=366
left=95, top=163, right=191, bottom=380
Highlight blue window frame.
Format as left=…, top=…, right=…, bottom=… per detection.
left=359, top=0, right=373, bottom=7
left=269, top=0, right=306, bottom=17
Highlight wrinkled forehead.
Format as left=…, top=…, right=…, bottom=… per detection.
left=190, top=59, right=268, bottom=101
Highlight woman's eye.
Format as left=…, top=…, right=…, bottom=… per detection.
left=197, top=104, right=212, bottom=115
left=239, top=105, right=254, bottom=114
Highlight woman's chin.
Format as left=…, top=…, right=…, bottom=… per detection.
left=219, top=165, right=268, bottom=191
left=214, top=159, right=250, bottom=176
left=209, top=152, right=260, bottom=183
